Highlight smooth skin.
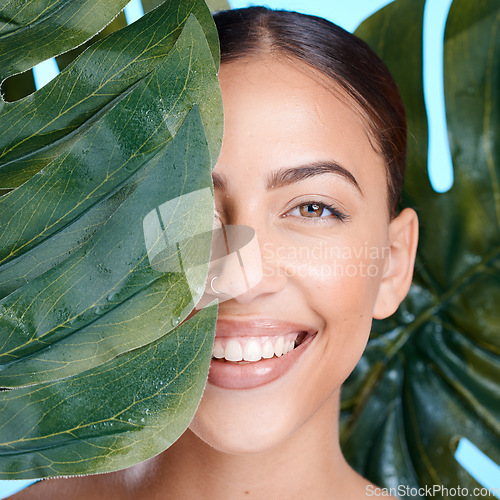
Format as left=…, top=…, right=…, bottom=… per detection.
left=12, top=56, right=418, bottom=499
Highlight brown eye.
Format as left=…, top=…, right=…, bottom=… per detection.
left=286, top=201, right=349, bottom=222
left=299, top=203, right=325, bottom=217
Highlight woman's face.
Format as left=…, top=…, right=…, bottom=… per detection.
left=189, top=57, right=404, bottom=453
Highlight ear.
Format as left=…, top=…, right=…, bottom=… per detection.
left=373, top=207, right=419, bottom=320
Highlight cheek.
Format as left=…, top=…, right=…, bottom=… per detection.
left=286, top=241, right=386, bottom=314
left=291, top=248, right=385, bottom=372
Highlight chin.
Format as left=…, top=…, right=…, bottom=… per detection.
left=188, top=380, right=311, bottom=455
left=188, top=422, right=285, bottom=456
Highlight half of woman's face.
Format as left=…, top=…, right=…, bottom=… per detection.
left=189, top=56, right=400, bottom=454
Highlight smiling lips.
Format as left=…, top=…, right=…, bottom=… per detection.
left=213, top=333, right=306, bottom=362
left=208, top=319, right=316, bottom=389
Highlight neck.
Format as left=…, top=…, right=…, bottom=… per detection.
left=133, top=392, right=369, bottom=499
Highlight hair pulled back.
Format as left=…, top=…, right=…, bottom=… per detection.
left=213, top=7, right=406, bottom=218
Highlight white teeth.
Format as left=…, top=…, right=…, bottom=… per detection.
left=243, top=339, right=262, bottom=362
left=213, top=340, right=224, bottom=359
left=284, top=340, right=290, bottom=353
left=274, top=337, right=284, bottom=357
left=262, top=340, right=275, bottom=359
left=225, top=339, right=243, bottom=362
left=212, top=333, right=305, bottom=362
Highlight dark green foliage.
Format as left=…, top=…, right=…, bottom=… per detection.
left=341, top=0, right=500, bottom=494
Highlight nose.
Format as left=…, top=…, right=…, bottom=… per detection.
left=201, top=222, right=287, bottom=305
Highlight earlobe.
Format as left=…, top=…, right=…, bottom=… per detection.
left=373, top=208, right=419, bottom=320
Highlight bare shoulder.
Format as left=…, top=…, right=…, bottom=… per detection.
left=7, top=470, right=132, bottom=500
left=327, top=461, right=399, bottom=500
left=7, top=456, right=164, bottom=500
left=6, top=458, right=159, bottom=500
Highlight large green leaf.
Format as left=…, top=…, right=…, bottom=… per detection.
left=341, top=0, right=500, bottom=493
left=0, top=11, right=220, bottom=294
left=0, top=104, right=215, bottom=387
left=0, top=0, right=130, bottom=81
left=0, top=10, right=220, bottom=381
left=0, top=0, right=220, bottom=190
left=0, top=303, right=217, bottom=478
left=0, top=0, right=222, bottom=478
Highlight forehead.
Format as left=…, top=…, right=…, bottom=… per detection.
left=216, top=57, right=386, bottom=195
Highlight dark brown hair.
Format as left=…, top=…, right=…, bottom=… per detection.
left=213, top=7, right=406, bottom=218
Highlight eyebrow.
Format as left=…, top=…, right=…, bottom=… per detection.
left=212, top=161, right=362, bottom=194
left=266, top=161, right=362, bottom=193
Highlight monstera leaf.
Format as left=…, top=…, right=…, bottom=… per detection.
left=0, top=0, right=222, bottom=478
left=0, top=0, right=130, bottom=81
left=341, top=0, right=500, bottom=494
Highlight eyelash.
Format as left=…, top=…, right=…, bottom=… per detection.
left=286, top=201, right=349, bottom=222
